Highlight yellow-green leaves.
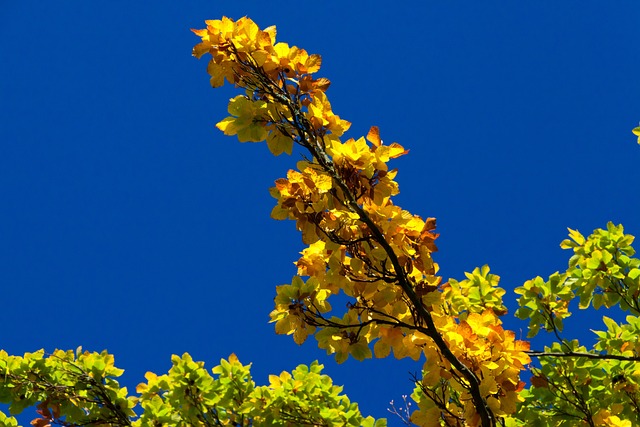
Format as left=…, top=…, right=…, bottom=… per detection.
left=515, top=224, right=640, bottom=426
left=194, top=15, right=640, bottom=427
left=443, top=265, right=507, bottom=319
left=593, top=315, right=640, bottom=357
left=517, top=223, right=640, bottom=341
left=0, top=348, right=135, bottom=426
left=195, top=16, right=534, bottom=425
left=0, top=412, right=18, bottom=427
left=256, top=361, right=384, bottom=426
left=560, top=227, right=586, bottom=248
left=0, top=349, right=382, bottom=426
left=266, top=130, right=293, bottom=155
left=564, top=222, right=638, bottom=312
left=514, top=273, right=573, bottom=338
left=517, top=340, right=639, bottom=426
left=136, top=354, right=382, bottom=426
left=633, top=125, right=640, bottom=144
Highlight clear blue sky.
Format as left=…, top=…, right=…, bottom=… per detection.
left=1, top=1, right=639, bottom=424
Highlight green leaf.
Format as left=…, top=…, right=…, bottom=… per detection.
left=0, top=411, right=19, bottom=427
left=349, top=342, right=372, bottom=361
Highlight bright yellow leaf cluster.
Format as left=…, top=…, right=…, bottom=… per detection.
left=425, top=310, right=530, bottom=419
left=194, top=16, right=531, bottom=426
left=193, top=17, right=277, bottom=87
left=193, top=16, right=340, bottom=153
left=307, top=92, right=351, bottom=136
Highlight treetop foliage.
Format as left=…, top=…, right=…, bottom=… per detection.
left=0, top=15, right=638, bottom=427
left=0, top=349, right=382, bottom=426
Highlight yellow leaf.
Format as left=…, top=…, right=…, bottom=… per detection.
left=373, top=340, right=391, bottom=358
left=421, top=291, right=441, bottom=307
left=237, top=122, right=268, bottom=142
left=304, top=54, right=322, bottom=74
left=480, top=377, right=499, bottom=397
left=566, top=227, right=585, bottom=245
left=216, top=116, right=238, bottom=135
left=207, top=61, right=229, bottom=88
left=252, top=49, right=269, bottom=66
left=633, top=126, right=640, bottom=144
left=192, top=41, right=211, bottom=59
left=293, top=327, right=309, bottom=344
left=217, top=96, right=269, bottom=142
left=486, top=396, right=501, bottom=414
left=606, top=416, right=632, bottom=427
left=307, top=92, right=351, bottom=136
left=267, top=131, right=293, bottom=156
left=270, top=204, right=289, bottom=220
left=303, top=167, right=332, bottom=192
left=274, top=316, right=292, bottom=335
left=349, top=341, right=372, bottom=361
left=387, top=142, right=408, bottom=158
left=269, top=374, right=281, bottom=388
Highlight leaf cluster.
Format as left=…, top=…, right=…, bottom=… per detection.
left=0, top=15, right=637, bottom=427
left=0, top=350, right=382, bottom=426
left=192, top=16, right=533, bottom=426
left=191, top=15, right=640, bottom=427
left=515, top=223, right=640, bottom=426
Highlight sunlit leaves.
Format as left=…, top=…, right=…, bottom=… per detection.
left=0, top=412, right=18, bottom=427
left=257, top=361, right=384, bottom=426
left=0, top=347, right=135, bottom=426
left=443, top=265, right=507, bottom=320
left=564, top=222, right=639, bottom=313
left=266, top=130, right=293, bottom=155
left=517, top=340, right=640, bottom=426
left=194, top=15, right=640, bottom=427
left=306, top=91, right=351, bottom=136
left=514, top=273, right=573, bottom=338
left=515, top=224, right=640, bottom=426
left=419, top=310, right=530, bottom=420
left=272, top=42, right=322, bottom=74
left=593, top=315, right=640, bottom=357
left=0, top=350, right=381, bottom=426
left=194, top=15, right=535, bottom=425
left=216, top=95, right=270, bottom=142
left=514, top=223, right=638, bottom=340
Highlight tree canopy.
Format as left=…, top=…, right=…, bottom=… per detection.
left=1, top=15, right=639, bottom=427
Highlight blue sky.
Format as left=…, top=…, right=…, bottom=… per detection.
left=1, top=1, right=639, bottom=424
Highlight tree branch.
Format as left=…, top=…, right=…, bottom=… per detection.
left=528, top=350, right=640, bottom=362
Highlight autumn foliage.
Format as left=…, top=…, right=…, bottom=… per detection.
left=190, top=16, right=640, bottom=427
left=190, top=16, right=533, bottom=426
left=0, top=15, right=638, bottom=427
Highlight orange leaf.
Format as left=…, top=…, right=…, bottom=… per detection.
left=531, top=375, right=548, bottom=388
left=424, top=217, right=437, bottom=231
left=366, top=126, right=382, bottom=147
